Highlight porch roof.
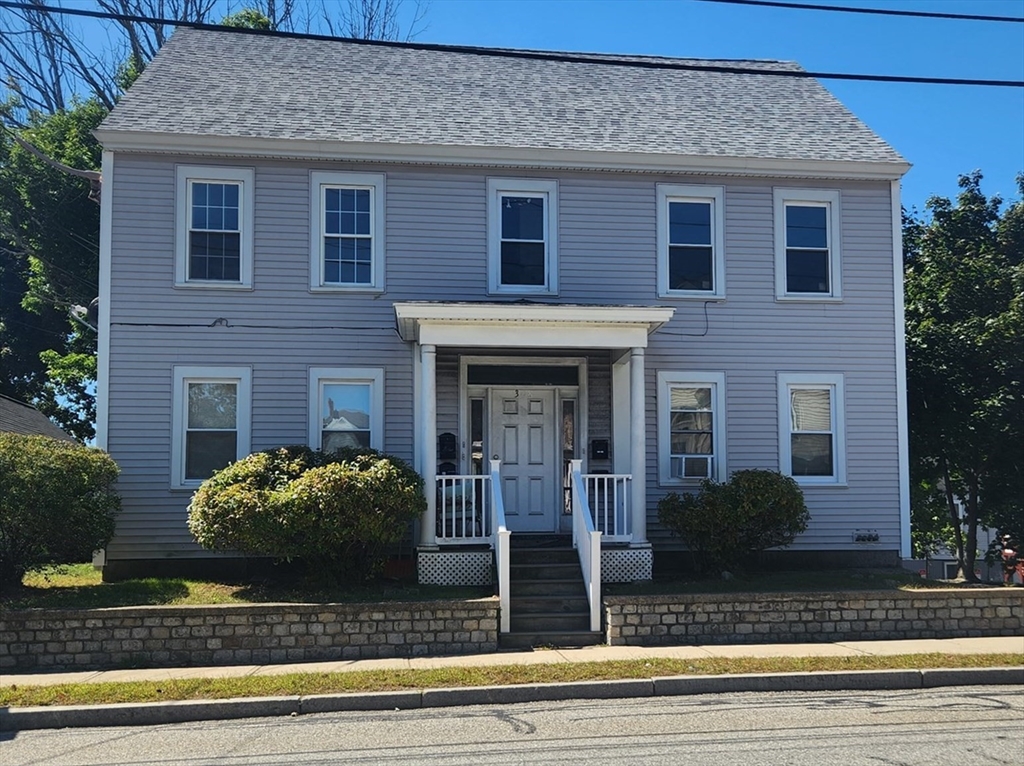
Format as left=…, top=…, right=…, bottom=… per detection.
left=394, top=302, right=674, bottom=348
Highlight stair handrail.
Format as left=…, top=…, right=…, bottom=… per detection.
left=569, top=459, right=601, bottom=632
left=490, top=458, right=511, bottom=633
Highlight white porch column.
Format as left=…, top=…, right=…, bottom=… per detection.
left=629, top=346, right=648, bottom=544
left=419, top=343, right=437, bottom=547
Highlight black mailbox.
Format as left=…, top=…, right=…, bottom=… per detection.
left=438, top=432, right=457, bottom=460
left=591, top=439, right=609, bottom=460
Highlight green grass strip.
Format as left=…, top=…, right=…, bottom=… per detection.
left=2, top=653, right=1019, bottom=708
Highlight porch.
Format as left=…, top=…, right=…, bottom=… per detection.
left=394, top=302, right=674, bottom=638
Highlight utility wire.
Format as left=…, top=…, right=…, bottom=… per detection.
left=695, top=0, right=1024, bottom=24
left=0, top=0, right=1020, bottom=88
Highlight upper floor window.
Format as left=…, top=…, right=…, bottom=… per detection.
left=778, top=372, right=846, bottom=485
left=657, top=371, right=726, bottom=485
left=310, top=172, right=385, bottom=292
left=171, top=366, right=251, bottom=488
left=487, top=178, right=558, bottom=295
left=308, top=367, right=384, bottom=452
left=175, top=166, right=254, bottom=288
left=773, top=188, right=842, bottom=300
left=657, top=185, right=725, bottom=298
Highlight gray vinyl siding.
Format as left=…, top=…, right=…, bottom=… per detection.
left=105, top=153, right=900, bottom=560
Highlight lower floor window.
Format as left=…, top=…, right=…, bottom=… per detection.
left=308, top=368, right=384, bottom=452
left=657, top=371, right=726, bottom=484
left=778, top=373, right=846, bottom=484
left=172, top=366, right=251, bottom=487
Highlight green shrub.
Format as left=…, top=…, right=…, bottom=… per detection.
left=187, top=446, right=425, bottom=580
left=0, top=433, right=120, bottom=586
left=657, top=469, right=809, bottom=574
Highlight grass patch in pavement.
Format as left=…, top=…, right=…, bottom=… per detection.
left=1, top=653, right=1020, bottom=708
left=4, top=564, right=491, bottom=610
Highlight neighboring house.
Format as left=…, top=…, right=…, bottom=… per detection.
left=93, top=29, right=911, bottom=616
left=0, top=393, right=75, bottom=442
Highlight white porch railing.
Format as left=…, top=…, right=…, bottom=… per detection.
left=434, top=463, right=510, bottom=633
left=569, top=459, right=601, bottom=632
left=435, top=475, right=491, bottom=543
left=490, top=459, right=511, bottom=634
left=582, top=473, right=632, bottom=543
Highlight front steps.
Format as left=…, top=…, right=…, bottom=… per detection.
left=500, top=535, right=603, bottom=649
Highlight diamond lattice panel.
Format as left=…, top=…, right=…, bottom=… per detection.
left=418, top=551, right=493, bottom=585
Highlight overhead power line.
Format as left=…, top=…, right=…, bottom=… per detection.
left=0, top=0, right=1021, bottom=88
left=696, top=0, right=1024, bottom=24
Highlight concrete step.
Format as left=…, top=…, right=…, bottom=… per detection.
left=509, top=612, right=592, bottom=633
left=510, top=594, right=591, bottom=613
left=509, top=534, right=572, bottom=549
left=510, top=548, right=579, bottom=566
left=509, top=578, right=587, bottom=597
left=498, top=630, right=604, bottom=649
left=509, top=562, right=582, bottom=580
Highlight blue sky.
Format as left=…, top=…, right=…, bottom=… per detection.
left=408, top=0, right=1024, bottom=213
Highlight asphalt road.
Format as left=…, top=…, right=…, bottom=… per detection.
left=2, top=685, right=1022, bottom=765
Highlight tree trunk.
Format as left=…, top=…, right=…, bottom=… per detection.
left=963, top=476, right=981, bottom=583
left=940, top=457, right=966, bottom=576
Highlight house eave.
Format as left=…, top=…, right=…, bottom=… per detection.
left=93, top=129, right=911, bottom=180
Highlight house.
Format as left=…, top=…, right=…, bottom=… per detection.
left=93, top=27, right=910, bottom=640
left=0, top=393, right=76, bottom=442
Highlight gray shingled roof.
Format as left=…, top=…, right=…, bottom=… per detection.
left=0, top=394, right=75, bottom=441
left=99, top=28, right=905, bottom=165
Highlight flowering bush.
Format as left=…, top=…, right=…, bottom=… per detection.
left=187, top=446, right=424, bottom=580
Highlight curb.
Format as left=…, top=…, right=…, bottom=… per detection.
left=2, top=666, right=1021, bottom=732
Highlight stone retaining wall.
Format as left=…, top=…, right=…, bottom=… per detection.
left=0, top=599, right=499, bottom=672
left=605, top=589, right=1024, bottom=646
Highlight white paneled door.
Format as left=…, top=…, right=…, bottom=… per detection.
left=490, top=388, right=558, bottom=532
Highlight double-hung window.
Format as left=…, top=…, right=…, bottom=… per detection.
left=308, top=368, right=384, bottom=452
left=657, top=185, right=725, bottom=298
left=175, top=166, right=254, bottom=288
left=171, top=366, right=251, bottom=488
left=487, top=178, right=558, bottom=295
left=310, top=172, right=385, bottom=291
left=778, top=373, right=846, bottom=485
left=657, top=371, right=726, bottom=484
left=774, top=189, right=842, bottom=300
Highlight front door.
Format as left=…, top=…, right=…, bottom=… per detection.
left=490, top=388, right=558, bottom=532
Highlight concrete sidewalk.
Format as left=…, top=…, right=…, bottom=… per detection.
left=3, top=635, right=1021, bottom=687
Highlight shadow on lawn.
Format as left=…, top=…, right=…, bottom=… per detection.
left=2, top=578, right=193, bottom=610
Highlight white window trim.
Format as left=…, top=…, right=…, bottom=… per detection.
left=656, top=184, right=726, bottom=299
left=778, top=372, right=847, bottom=486
left=170, top=365, right=252, bottom=489
left=174, top=165, right=254, bottom=289
left=487, top=177, right=559, bottom=296
left=308, top=367, right=385, bottom=451
left=657, top=371, right=727, bottom=486
left=773, top=188, right=842, bottom=301
left=309, top=171, right=386, bottom=293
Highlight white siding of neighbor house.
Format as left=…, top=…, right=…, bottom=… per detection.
left=105, top=153, right=899, bottom=560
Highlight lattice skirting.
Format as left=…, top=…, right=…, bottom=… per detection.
left=602, top=547, right=653, bottom=583
left=418, top=550, right=494, bottom=585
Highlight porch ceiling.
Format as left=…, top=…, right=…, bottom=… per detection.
left=394, top=302, right=675, bottom=348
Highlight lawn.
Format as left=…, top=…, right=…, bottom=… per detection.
left=1, top=652, right=1020, bottom=708
left=603, top=567, right=984, bottom=597
left=3, top=562, right=997, bottom=611
left=2, top=564, right=492, bottom=610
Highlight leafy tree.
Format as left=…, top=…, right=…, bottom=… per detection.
left=904, top=172, right=1023, bottom=581
left=0, top=100, right=105, bottom=440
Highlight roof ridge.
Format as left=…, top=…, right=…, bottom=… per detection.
left=171, top=26, right=803, bottom=72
